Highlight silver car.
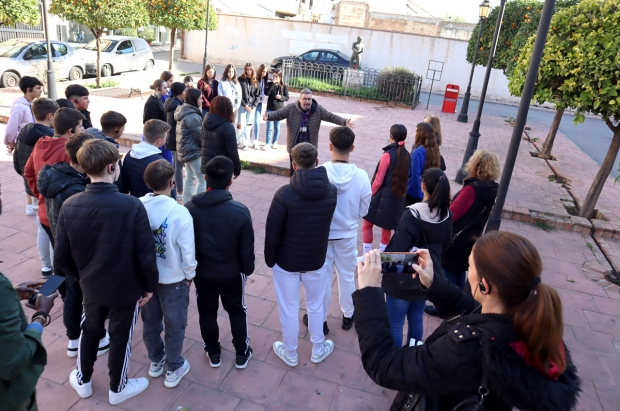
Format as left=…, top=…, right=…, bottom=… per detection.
left=78, top=36, right=154, bottom=77
left=0, top=38, right=85, bottom=88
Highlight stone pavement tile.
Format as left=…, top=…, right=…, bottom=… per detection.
left=3, top=258, right=45, bottom=285
left=118, top=376, right=190, bottom=411
left=569, top=326, right=618, bottom=356
left=39, top=333, right=81, bottom=385
left=583, top=310, right=620, bottom=340
left=243, top=323, right=281, bottom=362
left=323, top=319, right=358, bottom=352
left=268, top=371, right=337, bottom=411
left=594, top=381, right=620, bottom=411
left=184, top=309, right=231, bottom=348
left=182, top=341, right=235, bottom=388
left=575, top=380, right=604, bottom=411
left=563, top=307, right=590, bottom=329
left=232, top=400, right=270, bottom=411
left=593, top=295, right=620, bottom=316
left=68, top=396, right=131, bottom=411
left=36, top=378, right=80, bottom=411
left=329, top=385, right=391, bottom=411
left=0, top=207, right=37, bottom=228
left=219, top=360, right=286, bottom=405
left=0, top=247, right=30, bottom=271
left=0, top=230, right=36, bottom=254
left=570, top=349, right=620, bottom=388
left=245, top=294, right=276, bottom=326
left=556, top=288, right=600, bottom=312
left=312, top=347, right=367, bottom=391
left=244, top=273, right=272, bottom=298
left=0, top=223, right=19, bottom=240
left=168, top=383, right=241, bottom=411
left=363, top=375, right=398, bottom=401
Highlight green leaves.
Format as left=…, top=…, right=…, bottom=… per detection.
left=0, top=0, right=40, bottom=26
left=148, top=0, right=217, bottom=31
left=49, top=0, right=149, bottom=33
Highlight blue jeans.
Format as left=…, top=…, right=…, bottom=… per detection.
left=183, top=157, right=206, bottom=204
left=444, top=269, right=467, bottom=290
left=265, top=110, right=281, bottom=146
left=172, top=152, right=184, bottom=194
left=252, top=103, right=262, bottom=142
left=202, top=108, right=209, bottom=117
left=385, top=295, right=425, bottom=347
left=141, top=280, right=190, bottom=371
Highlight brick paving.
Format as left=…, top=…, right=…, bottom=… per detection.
left=1, top=90, right=620, bottom=410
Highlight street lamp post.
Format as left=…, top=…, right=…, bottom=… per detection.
left=457, top=0, right=491, bottom=124
left=485, top=0, right=556, bottom=233
left=41, top=0, right=57, bottom=99
left=202, top=0, right=211, bottom=73
left=454, top=0, right=507, bottom=184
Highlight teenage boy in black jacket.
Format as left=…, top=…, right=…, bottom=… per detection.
left=65, top=84, right=92, bottom=129
left=185, top=156, right=255, bottom=370
left=265, top=142, right=337, bottom=367
left=54, top=139, right=158, bottom=406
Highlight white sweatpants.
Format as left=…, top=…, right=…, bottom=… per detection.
left=272, top=263, right=326, bottom=356
left=323, top=237, right=357, bottom=320
left=36, top=216, right=53, bottom=269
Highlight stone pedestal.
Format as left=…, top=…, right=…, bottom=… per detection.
left=343, top=69, right=364, bottom=88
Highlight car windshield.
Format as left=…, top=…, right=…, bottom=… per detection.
left=0, top=40, right=30, bottom=58
left=83, top=39, right=118, bottom=52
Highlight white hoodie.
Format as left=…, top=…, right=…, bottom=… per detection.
left=129, top=141, right=162, bottom=159
left=323, top=161, right=372, bottom=239
left=140, top=193, right=197, bottom=284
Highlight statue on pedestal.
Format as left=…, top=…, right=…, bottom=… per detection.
left=350, top=36, right=364, bottom=69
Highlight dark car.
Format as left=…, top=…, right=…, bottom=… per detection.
left=271, top=49, right=350, bottom=70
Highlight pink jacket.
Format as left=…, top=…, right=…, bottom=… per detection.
left=4, top=96, right=35, bottom=145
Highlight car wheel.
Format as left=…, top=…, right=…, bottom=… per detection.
left=143, top=60, right=154, bottom=71
left=1, top=71, right=20, bottom=88
left=101, top=64, right=112, bottom=77
left=69, top=66, right=83, bottom=81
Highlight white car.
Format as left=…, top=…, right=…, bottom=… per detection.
left=0, top=38, right=85, bottom=88
left=78, top=36, right=154, bottom=77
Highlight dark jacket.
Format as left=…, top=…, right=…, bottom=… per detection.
left=364, top=143, right=410, bottom=230
left=239, top=76, right=259, bottom=109
left=353, top=274, right=580, bottom=411
left=84, top=127, right=119, bottom=148
left=384, top=206, right=452, bottom=301
left=185, top=190, right=254, bottom=280
left=201, top=112, right=240, bottom=176
left=174, top=103, right=202, bottom=163
left=37, top=162, right=89, bottom=237
left=143, top=94, right=166, bottom=124
left=266, top=99, right=347, bottom=153
left=197, top=78, right=219, bottom=109
left=164, top=96, right=183, bottom=151
left=120, top=142, right=164, bottom=198
left=13, top=123, right=54, bottom=196
left=264, top=166, right=337, bottom=272
left=265, top=82, right=289, bottom=111
left=81, top=110, right=93, bottom=129
left=442, top=178, right=498, bottom=273
left=54, top=183, right=158, bottom=307
left=0, top=273, right=47, bottom=410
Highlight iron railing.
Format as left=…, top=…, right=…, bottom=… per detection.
left=0, top=22, right=44, bottom=42
left=282, top=59, right=423, bottom=109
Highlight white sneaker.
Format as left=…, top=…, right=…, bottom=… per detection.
left=311, top=340, right=335, bottom=364
left=271, top=144, right=278, bottom=149
left=26, top=205, right=36, bottom=216
left=67, top=339, right=79, bottom=357
left=109, top=378, right=149, bottom=405
left=262, top=144, right=269, bottom=150
left=69, top=369, right=92, bottom=398
left=97, top=333, right=110, bottom=357
left=272, top=341, right=298, bottom=367
left=149, top=355, right=166, bottom=377
left=252, top=143, right=260, bottom=150
left=164, top=359, right=190, bottom=388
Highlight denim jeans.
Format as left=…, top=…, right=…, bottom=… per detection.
left=385, top=295, right=426, bottom=347
left=183, top=157, right=206, bottom=204
left=141, top=280, right=190, bottom=371
left=252, top=102, right=262, bottom=143
left=265, top=110, right=281, bottom=146
left=444, top=269, right=467, bottom=290
left=202, top=108, right=209, bottom=117
left=236, top=107, right=254, bottom=148
left=171, top=151, right=184, bottom=194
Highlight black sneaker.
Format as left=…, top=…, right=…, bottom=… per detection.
left=302, top=314, right=329, bottom=335
left=206, top=352, right=221, bottom=368
left=41, top=268, right=52, bottom=279
left=342, top=315, right=354, bottom=330
left=235, top=347, right=253, bottom=369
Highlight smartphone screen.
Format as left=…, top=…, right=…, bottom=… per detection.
left=380, top=252, right=419, bottom=274
left=37, top=275, right=65, bottom=296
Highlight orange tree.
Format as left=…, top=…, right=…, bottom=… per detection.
left=148, top=0, right=217, bottom=70
left=50, top=0, right=148, bottom=87
left=509, top=0, right=620, bottom=218
left=0, top=0, right=39, bottom=26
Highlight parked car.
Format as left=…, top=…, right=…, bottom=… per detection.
left=271, top=49, right=351, bottom=71
left=0, top=38, right=85, bottom=88
left=77, top=36, right=154, bottom=77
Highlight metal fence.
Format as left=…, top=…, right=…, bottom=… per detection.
left=282, top=59, right=423, bottom=109
left=0, top=22, right=44, bottom=42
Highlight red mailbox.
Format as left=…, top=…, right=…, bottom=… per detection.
left=441, top=84, right=460, bottom=113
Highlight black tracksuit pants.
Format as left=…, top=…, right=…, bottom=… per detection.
left=76, top=295, right=140, bottom=392
left=195, top=274, right=250, bottom=356
left=63, top=275, right=83, bottom=340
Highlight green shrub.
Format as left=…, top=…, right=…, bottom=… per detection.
left=376, top=67, right=419, bottom=103
left=138, top=27, right=156, bottom=42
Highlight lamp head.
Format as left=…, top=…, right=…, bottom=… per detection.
left=479, top=0, right=491, bottom=19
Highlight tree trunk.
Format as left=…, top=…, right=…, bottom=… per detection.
left=95, top=33, right=101, bottom=88
left=580, top=123, right=620, bottom=218
left=180, top=30, right=186, bottom=60
left=168, top=27, right=176, bottom=71
left=538, top=107, right=564, bottom=159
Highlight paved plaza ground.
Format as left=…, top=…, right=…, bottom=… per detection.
left=1, top=86, right=620, bottom=410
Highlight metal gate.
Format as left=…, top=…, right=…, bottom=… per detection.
left=0, top=21, right=45, bottom=42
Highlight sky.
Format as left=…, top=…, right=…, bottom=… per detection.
left=400, top=0, right=506, bottom=23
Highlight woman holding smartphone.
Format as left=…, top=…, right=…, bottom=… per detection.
left=264, top=69, right=289, bottom=150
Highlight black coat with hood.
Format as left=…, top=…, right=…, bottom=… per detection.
left=200, top=112, right=240, bottom=176
left=442, top=177, right=498, bottom=273
left=174, top=103, right=202, bottom=163
left=185, top=190, right=254, bottom=281
left=353, top=273, right=580, bottom=411
left=164, top=96, right=183, bottom=151
left=239, top=76, right=259, bottom=109
left=13, top=123, right=54, bottom=195
left=264, top=166, right=337, bottom=272
left=37, top=162, right=89, bottom=237
left=384, top=204, right=452, bottom=301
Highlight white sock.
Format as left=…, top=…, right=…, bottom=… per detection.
left=379, top=243, right=388, bottom=252
left=363, top=243, right=372, bottom=256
